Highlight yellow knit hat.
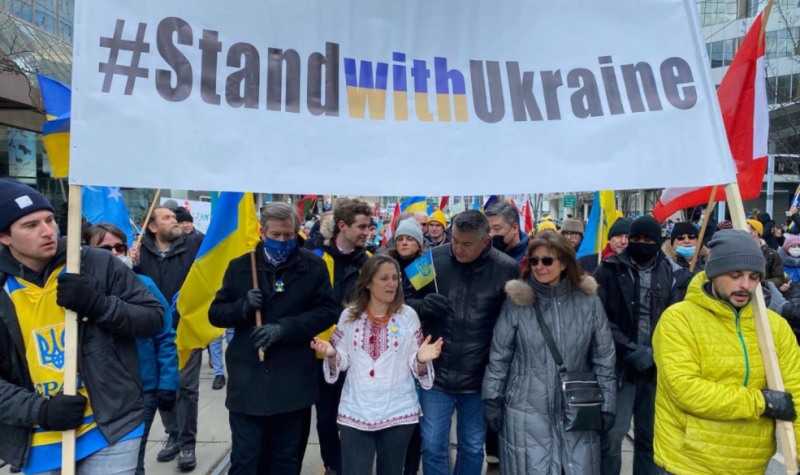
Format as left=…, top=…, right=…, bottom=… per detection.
left=537, top=221, right=557, bottom=233
left=428, top=210, right=447, bottom=228
left=746, top=219, right=763, bottom=236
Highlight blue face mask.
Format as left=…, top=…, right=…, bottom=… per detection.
left=264, top=237, right=297, bottom=263
left=675, top=246, right=696, bottom=259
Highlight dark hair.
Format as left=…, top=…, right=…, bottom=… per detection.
left=452, top=210, right=490, bottom=240
left=333, top=199, right=373, bottom=237
left=83, top=223, right=127, bottom=248
left=387, top=246, right=426, bottom=262
left=485, top=202, right=520, bottom=228
left=522, top=232, right=583, bottom=290
left=146, top=206, right=172, bottom=234
left=346, top=254, right=405, bottom=321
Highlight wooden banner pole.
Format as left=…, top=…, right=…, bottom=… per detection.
left=250, top=251, right=265, bottom=362
left=134, top=188, right=162, bottom=249
left=689, top=185, right=717, bottom=273
left=61, top=185, right=83, bottom=475
left=726, top=183, right=799, bottom=473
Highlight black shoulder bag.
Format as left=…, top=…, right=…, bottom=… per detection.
left=533, top=301, right=603, bottom=432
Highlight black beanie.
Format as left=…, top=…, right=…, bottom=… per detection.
left=0, top=178, right=55, bottom=233
left=175, top=207, right=193, bottom=223
left=607, top=218, right=633, bottom=240
left=629, top=216, right=663, bottom=246
left=671, top=222, right=698, bottom=244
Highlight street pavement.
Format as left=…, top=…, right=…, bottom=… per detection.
left=2, top=347, right=789, bottom=474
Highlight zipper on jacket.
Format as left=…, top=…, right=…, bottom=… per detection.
left=726, top=302, right=750, bottom=387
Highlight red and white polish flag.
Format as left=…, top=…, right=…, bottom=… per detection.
left=653, top=7, right=770, bottom=221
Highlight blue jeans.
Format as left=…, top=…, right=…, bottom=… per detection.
left=209, top=329, right=233, bottom=377
left=419, top=389, right=486, bottom=475
left=36, top=437, right=140, bottom=475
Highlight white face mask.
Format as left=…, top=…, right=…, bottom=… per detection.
left=117, top=254, right=133, bottom=269
left=790, top=248, right=800, bottom=258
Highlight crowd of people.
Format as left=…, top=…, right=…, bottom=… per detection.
left=1, top=177, right=800, bottom=475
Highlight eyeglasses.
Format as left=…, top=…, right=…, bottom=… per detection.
left=529, top=256, right=555, bottom=267
left=99, top=243, right=128, bottom=254
left=674, top=234, right=698, bottom=242
left=562, top=232, right=581, bottom=238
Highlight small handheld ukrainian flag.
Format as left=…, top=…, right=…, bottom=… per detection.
left=405, top=250, right=437, bottom=291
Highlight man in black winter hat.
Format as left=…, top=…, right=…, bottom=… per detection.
left=593, top=215, right=685, bottom=475
left=0, top=178, right=164, bottom=474
left=175, top=207, right=204, bottom=238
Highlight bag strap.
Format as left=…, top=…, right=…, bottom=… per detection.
left=532, top=301, right=565, bottom=370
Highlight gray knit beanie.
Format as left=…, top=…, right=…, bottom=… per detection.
left=394, top=219, right=424, bottom=248
left=705, top=230, right=766, bottom=280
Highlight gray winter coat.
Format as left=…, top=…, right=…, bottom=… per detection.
left=482, top=276, right=616, bottom=475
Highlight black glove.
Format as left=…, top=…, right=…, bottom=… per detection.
left=483, top=397, right=504, bottom=433
left=37, top=393, right=87, bottom=431
left=251, top=323, right=284, bottom=352
left=56, top=274, right=108, bottom=321
left=419, top=294, right=452, bottom=320
left=241, top=289, right=264, bottom=320
left=623, top=346, right=655, bottom=375
left=761, top=389, right=797, bottom=421
left=157, top=390, right=177, bottom=412
left=601, top=412, right=616, bottom=433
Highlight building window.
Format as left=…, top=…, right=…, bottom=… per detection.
left=9, top=0, right=33, bottom=22
left=778, top=74, right=792, bottom=103
left=698, top=0, right=738, bottom=27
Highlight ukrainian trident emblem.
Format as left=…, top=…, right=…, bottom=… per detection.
left=418, top=261, right=432, bottom=278
left=34, top=324, right=65, bottom=371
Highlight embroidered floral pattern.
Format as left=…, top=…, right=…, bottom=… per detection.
left=337, top=411, right=421, bottom=431
left=414, top=327, right=424, bottom=346
left=330, top=328, right=344, bottom=349
left=361, top=318, right=389, bottom=362
left=389, top=322, right=401, bottom=338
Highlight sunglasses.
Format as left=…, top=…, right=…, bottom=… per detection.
left=674, top=234, right=698, bottom=242
left=99, top=243, right=128, bottom=254
left=529, top=256, right=555, bottom=267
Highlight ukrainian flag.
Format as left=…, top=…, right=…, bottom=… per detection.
left=401, top=196, right=427, bottom=214
left=404, top=250, right=436, bottom=291
left=175, top=192, right=260, bottom=368
left=37, top=73, right=71, bottom=178
left=577, top=191, right=618, bottom=258
left=483, top=195, right=498, bottom=212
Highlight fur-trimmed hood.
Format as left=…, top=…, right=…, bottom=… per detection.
left=320, top=219, right=336, bottom=247
left=661, top=241, right=709, bottom=262
left=504, top=275, right=598, bottom=307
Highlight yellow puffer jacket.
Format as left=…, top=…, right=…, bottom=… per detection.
left=653, top=272, right=800, bottom=475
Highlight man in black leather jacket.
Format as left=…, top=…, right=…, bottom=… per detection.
left=416, top=210, right=519, bottom=475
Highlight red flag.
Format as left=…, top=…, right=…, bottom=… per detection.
left=383, top=201, right=400, bottom=246
left=519, top=196, right=534, bottom=233
left=374, top=202, right=380, bottom=217
left=439, top=196, right=450, bottom=211
left=297, top=194, right=318, bottom=219
left=653, top=8, right=769, bottom=221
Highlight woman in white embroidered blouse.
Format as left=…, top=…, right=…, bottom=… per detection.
left=311, top=254, right=443, bottom=475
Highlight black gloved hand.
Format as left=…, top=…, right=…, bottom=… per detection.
left=56, top=274, right=108, bottom=321
left=241, top=289, right=264, bottom=320
left=37, top=393, right=87, bottom=431
left=419, top=294, right=452, bottom=320
left=157, top=390, right=177, bottom=412
left=251, top=323, right=284, bottom=352
left=483, top=397, right=505, bottom=433
left=623, top=346, right=655, bottom=375
left=761, top=389, right=797, bottom=421
left=601, top=412, right=616, bottom=433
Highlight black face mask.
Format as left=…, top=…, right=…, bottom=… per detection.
left=492, top=234, right=509, bottom=252
left=627, top=242, right=659, bottom=264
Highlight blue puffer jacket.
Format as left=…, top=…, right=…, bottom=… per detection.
left=136, top=275, right=178, bottom=392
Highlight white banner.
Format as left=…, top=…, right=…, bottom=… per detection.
left=160, top=198, right=212, bottom=234
left=71, top=0, right=736, bottom=195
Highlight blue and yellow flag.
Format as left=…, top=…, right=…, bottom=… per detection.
left=404, top=249, right=436, bottom=291
left=483, top=195, right=498, bottom=211
left=37, top=73, right=71, bottom=178
left=400, top=196, right=427, bottom=213
left=175, top=192, right=260, bottom=368
left=577, top=191, right=618, bottom=258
